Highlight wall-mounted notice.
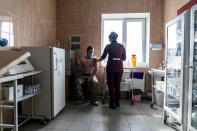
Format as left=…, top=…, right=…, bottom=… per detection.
left=150, top=43, right=162, bottom=50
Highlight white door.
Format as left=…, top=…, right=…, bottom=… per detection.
left=52, top=47, right=65, bottom=117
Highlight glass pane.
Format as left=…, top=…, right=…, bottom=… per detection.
left=192, top=10, right=197, bottom=129
left=165, top=20, right=182, bottom=119
left=1, top=22, right=9, bottom=33
left=103, top=20, right=123, bottom=66
left=126, top=21, right=144, bottom=67
left=103, top=20, right=123, bottom=47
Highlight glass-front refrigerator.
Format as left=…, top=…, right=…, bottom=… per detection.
left=164, top=10, right=190, bottom=131
left=188, top=5, right=197, bottom=131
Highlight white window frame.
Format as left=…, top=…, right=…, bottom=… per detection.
left=101, top=13, right=150, bottom=68
left=0, top=16, right=14, bottom=47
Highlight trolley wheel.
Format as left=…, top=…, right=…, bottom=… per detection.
left=102, top=99, right=105, bottom=104
left=40, top=118, right=49, bottom=125
left=164, top=118, right=167, bottom=125
left=40, top=120, right=47, bottom=125
left=164, top=112, right=168, bottom=125
left=150, top=103, right=153, bottom=108
left=130, top=100, right=134, bottom=105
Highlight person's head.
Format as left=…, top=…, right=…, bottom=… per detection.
left=87, top=46, right=94, bottom=58
left=109, top=32, right=118, bottom=43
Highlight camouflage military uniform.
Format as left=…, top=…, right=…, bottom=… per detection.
left=76, top=74, right=98, bottom=101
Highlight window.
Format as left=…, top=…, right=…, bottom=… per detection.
left=0, top=21, right=14, bottom=46
left=101, top=13, right=150, bottom=68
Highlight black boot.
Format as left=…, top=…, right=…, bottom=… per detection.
left=109, top=101, right=116, bottom=109
left=116, top=101, right=120, bottom=107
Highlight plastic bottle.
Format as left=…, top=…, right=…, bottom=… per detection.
left=131, top=54, right=136, bottom=67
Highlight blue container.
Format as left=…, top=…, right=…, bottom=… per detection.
left=0, top=38, right=8, bottom=47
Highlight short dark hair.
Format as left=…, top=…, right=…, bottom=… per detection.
left=109, top=32, right=118, bottom=40
left=87, top=46, right=93, bottom=52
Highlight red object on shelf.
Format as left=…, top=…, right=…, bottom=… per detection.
left=177, top=0, right=197, bottom=15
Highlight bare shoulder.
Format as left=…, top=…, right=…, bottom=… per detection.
left=91, top=56, right=98, bottom=63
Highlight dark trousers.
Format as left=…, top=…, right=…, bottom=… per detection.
left=107, top=72, right=123, bottom=103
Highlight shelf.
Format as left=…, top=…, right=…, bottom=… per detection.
left=23, top=71, right=42, bottom=77
left=0, top=71, right=41, bottom=84
left=167, top=56, right=181, bottom=69
left=168, top=56, right=181, bottom=59
left=166, top=77, right=181, bottom=80
left=0, top=70, right=42, bottom=131
left=0, top=124, right=14, bottom=128
left=150, top=69, right=166, bottom=77
left=166, top=77, right=181, bottom=82
left=153, top=85, right=165, bottom=92
left=166, top=93, right=180, bottom=100
left=0, top=74, right=24, bottom=83
left=193, top=83, right=197, bottom=87
left=164, top=107, right=181, bottom=123
left=17, top=93, right=38, bottom=102
left=1, top=93, right=39, bottom=103
left=190, top=125, right=197, bottom=131
left=174, top=41, right=182, bottom=45
left=167, top=65, right=181, bottom=70
left=167, top=75, right=181, bottom=79
left=167, top=68, right=181, bottom=71
left=0, top=105, right=14, bottom=109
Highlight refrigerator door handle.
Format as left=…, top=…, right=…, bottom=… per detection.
left=54, top=53, right=58, bottom=71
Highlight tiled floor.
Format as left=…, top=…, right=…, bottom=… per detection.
left=20, top=100, right=175, bottom=131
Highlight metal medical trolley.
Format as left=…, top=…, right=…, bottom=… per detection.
left=148, top=69, right=165, bottom=108
left=0, top=71, right=44, bottom=131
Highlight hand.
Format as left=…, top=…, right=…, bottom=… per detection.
left=96, top=58, right=102, bottom=62
left=93, top=58, right=98, bottom=62
left=93, top=58, right=100, bottom=62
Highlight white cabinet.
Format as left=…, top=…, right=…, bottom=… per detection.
left=164, top=10, right=190, bottom=131
left=188, top=4, right=197, bottom=131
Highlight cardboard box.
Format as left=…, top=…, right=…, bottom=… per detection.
left=3, top=84, right=23, bottom=100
